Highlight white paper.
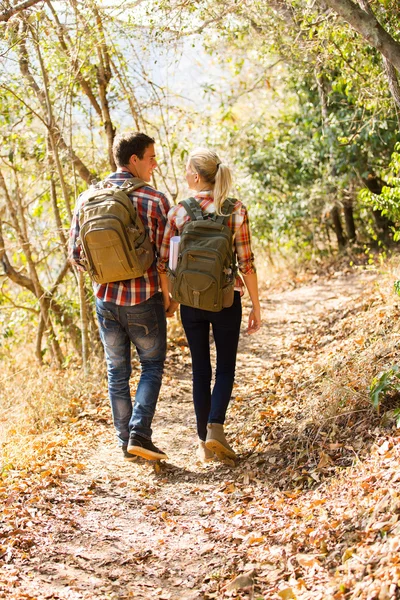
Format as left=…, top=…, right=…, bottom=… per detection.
left=169, top=236, right=180, bottom=271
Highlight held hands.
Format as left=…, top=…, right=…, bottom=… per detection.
left=247, top=306, right=261, bottom=334
left=165, top=298, right=179, bottom=318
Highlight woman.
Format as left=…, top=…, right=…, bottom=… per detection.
left=158, top=148, right=261, bottom=462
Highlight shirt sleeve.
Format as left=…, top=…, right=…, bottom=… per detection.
left=234, top=205, right=257, bottom=276
left=157, top=204, right=180, bottom=273
left=151, top=192, right=171, bottom=257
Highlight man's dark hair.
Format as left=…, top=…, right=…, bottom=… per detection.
left=113, top=132, right=155, bottom=167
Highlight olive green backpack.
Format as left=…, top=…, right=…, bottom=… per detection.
left=77, top=178, right=154, bottom=284
left=168, top=197, right=237, bottom=312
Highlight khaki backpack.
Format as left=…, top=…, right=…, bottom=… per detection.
left=77, top=178, right=154, bottom=284
left=169, top=197, right=237, bottom=312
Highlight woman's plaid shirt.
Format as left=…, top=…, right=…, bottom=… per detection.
left=158, top=192, right=256, bottom=289
left=68, top=171, right=171, bottom=306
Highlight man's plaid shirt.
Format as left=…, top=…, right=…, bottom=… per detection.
left=158, top=192, right=256, bottom=289
left=68, top=171, right=171, bottom=306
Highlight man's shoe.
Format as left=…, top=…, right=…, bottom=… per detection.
left=196, top=439, right=215, bottom=463
left=205, top=423, right=236, bottom=460
left=122, top=445, right=138, bottom=462
left=127, top=434, right=168, bottom=460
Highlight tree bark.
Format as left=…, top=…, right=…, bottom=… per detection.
left=317, top=0, right=400, bottom=73
left=343, top=201, right=357, bottom=241
left=330, top=205, right=347, bottom=248
left=356, top=0, right=400, bottom=114
left=0, top=0, right=42, bottom=22
left=78, top=270, right=90, bottom=374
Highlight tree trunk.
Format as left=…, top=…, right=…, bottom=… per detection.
left=331, top=205, right=347, bottom=249
left=343, top=201, right=357, bottom=242
left=318, top=0, right=400, bottom=73
left=78, top=271, right=90, bottom=375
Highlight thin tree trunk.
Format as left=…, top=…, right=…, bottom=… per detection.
left=18, top=24, right=93, bottom=185
left=46, top=0, right=103, bottom=118
left=331, top=205, right=347, bottom=249
left=92, top=4, right=116, bottom=170
left=343, top=201, right=357, bottom=242
left=0, top=171, right=64, bottom=366
left=35, top=316, right=45, bottom=365
left=78, top=270, right=90, bottom=374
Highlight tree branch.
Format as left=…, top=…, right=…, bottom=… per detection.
left=0, top=0, right=43, bottom=23
left=317, top=0, right=400, bottom=73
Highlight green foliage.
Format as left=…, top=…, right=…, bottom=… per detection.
left=360, top=144, right=400, bottom=240
left=369, top=366, right=400, bottom=418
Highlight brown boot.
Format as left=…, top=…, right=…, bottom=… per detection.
left=205, top=423, right=236, bottom=460
left=196, top=439, right=215, bottom=463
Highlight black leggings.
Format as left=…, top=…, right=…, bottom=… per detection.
left=180, top=292, right=242, bottom=441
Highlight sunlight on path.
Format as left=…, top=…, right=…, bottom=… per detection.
left=5, top=270, right=380, bottom=600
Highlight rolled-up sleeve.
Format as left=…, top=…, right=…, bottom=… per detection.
left=158, top=204, right=179, bottom=274
left=234, top=206, right=256, bottom=276
left=152, top=193, right=171, bottom=256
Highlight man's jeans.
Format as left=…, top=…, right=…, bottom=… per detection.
left=95, top=292, right=166, bottom=446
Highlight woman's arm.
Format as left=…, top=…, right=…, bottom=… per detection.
left=242, top=272, right=261, bottom=334
left=233, top=204, right=261, bottom=334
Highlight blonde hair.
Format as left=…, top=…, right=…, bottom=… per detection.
left=188, top=148, right=232, bottom=216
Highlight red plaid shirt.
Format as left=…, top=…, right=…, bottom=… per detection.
left=69, top=171, right=171, bottom=306
left=158, top=192, right=256, bottom=289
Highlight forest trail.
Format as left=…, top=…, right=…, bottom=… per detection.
left=5, top=268, right=399, bottom=600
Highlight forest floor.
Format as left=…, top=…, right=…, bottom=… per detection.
left=3, top=265, right=400, bottom=599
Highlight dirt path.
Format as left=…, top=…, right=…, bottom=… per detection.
left=2, top=271, right=379, bottom=600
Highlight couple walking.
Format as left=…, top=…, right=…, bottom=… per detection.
left=69, top=131, right=261, bottom=464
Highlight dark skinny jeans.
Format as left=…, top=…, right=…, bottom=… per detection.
left=180, top=291, right=242, bottom=441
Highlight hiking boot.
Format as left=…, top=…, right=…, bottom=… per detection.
left=122, top=445, right=138, bottom=462
left=127, top=433, right=168, bottom=461
left=205, top=423, right=236, bottom=460
left=196, top=439, right=215, bottom=463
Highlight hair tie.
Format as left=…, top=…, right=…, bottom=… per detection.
left=216, top=162, right=221, bottom=169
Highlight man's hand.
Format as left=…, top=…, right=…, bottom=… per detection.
left=166, top=300, right=179, bottom=318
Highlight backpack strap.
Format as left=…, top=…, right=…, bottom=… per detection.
left=120, top=177, right=149, bottom=193
left=180, top=197, right=205, bottom=221
left=118, top=178, right=148, bottom=239
left=213, top=198, right=237, bottom=224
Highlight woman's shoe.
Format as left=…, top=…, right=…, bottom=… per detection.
left=196, top=439, right=215, bottom=462
left=205, top=423, right=236, bottom=460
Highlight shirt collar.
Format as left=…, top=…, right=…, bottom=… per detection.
left=106, top=171, right=134, bottom=181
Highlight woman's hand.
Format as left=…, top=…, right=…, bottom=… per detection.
left=166, top=299, right=179, bottom=318
left=247, top=306, right=261, bottom=334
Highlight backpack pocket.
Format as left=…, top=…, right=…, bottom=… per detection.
left=222, top=284, right=234, bottom=308
left=174, top=270, right=221, bottom=311
left=82, top=221, right=140, bottom=283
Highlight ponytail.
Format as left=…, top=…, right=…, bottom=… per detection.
left=188, top=148, right=233, bottom=216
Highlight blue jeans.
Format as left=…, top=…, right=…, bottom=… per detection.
left=95, top=292, right=166, bottom=446
left=180, top=291, right=242, bottom=441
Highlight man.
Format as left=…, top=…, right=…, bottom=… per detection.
left=69, top=132, right=172, bottom=461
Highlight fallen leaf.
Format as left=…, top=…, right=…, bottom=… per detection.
left=226, top=571, right=255, bottom=591
left=296, top=553, right=321, bottom=568
left=278, top=588, right=297, bottom=599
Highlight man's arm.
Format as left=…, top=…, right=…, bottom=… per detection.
left=153, top=193, right=174, bottom=312
left=68, top=194, right=86, bottom=270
